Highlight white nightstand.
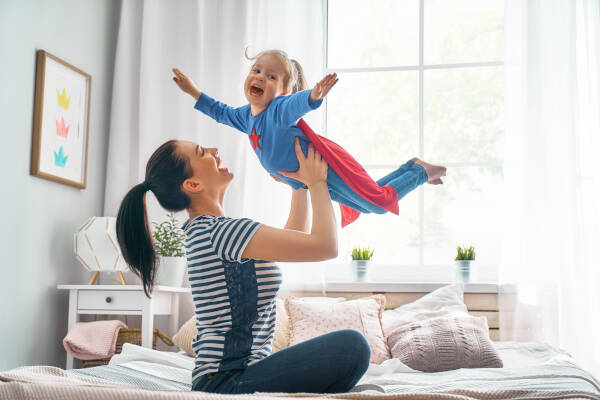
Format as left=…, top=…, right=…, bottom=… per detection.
left=57, top=284, right=190, bottom=369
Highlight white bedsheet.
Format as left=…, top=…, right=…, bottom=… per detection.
left=109, top=343, right=194, bottom=385
left=108, top=341, right=584, bottom=388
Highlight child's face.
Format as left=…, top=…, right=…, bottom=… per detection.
left=244, top=54, right=288, bottom=111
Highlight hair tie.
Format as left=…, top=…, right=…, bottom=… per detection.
left=141, top=181, right=152, bottom=191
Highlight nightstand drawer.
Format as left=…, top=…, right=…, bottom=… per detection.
left=78, top=290, right=143, bottom=311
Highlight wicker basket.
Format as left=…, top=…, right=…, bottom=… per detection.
left=81, top=328, right=174, bottom=368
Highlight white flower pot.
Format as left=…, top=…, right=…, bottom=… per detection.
left=351, top=259, right=372, bottom=282
left=455, top=260, right=474, bottom=283
left=155, top=256, right=187, bottom=287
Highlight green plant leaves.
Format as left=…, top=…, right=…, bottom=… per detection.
left=455, top=245, right=475, bottom=261
left=152, top=212, right=186, bottom=257
left=351, top=246, right=374, bottom=260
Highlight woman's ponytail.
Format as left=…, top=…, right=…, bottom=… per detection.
left=116, top=140, right=192, bottom=298
left=116, top=183, right=156, bottom=298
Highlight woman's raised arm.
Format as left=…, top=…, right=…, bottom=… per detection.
left=241, top=139, right=337, bottom=262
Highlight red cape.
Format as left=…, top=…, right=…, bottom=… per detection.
left=297, top=118, right=398, bottom=227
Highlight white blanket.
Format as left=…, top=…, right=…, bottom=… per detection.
left=108, top=341, right=587, bottom=389
left=109, top=343, right=194, bottom=385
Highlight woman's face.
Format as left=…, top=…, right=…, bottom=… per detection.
left=177, top=140, right=233, bottom=192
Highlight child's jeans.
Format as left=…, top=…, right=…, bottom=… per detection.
left=192, top=329, right=370, bottom=394
left=327, top=159, right=428, bottom=214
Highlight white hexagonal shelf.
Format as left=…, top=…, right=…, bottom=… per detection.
left=74, top=216, right=128, bottom=272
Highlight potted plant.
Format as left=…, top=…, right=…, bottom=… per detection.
left=351, top=246, right=374, bottom=282
left=455, top=245, right=475, bottom=283
left=152, top=212, right=187, bottom=287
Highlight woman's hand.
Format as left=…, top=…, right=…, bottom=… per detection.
left=241, top=137, right=337, bottom=262
left=278, top=138, right=328, bottom=189
left=309, top=73, right=338, bottom=104
left=172, top=68, right=202, bottom=100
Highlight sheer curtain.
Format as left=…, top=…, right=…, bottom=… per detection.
left=500, top=0, right=600, bottom=376
left=104, top=0, right=323, bottom=222
left=103, top=0, right=324, bottom=311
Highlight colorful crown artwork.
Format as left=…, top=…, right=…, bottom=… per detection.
left=57, top=88, right=71, bottom=110
left=55, top=117, right=70, bottom=138
left=54, top=146, right=69, bottom=167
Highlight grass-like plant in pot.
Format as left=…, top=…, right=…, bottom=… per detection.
left=455, top=245, right=476, bottom=283
left=152, top=212, right=187, bottom=287
left=351, top=246, right=374, bottom=282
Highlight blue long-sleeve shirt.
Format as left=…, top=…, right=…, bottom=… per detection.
left=194, top=90, right=323, bottom=190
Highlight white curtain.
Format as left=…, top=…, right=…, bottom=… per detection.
left=500, top=0, right=600, bottom=377
left=103, top=0, right=324, bottom=317
left=104, top=0, right=324, bottom=223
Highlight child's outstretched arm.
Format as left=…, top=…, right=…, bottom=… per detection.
left=172, top=68, right=201, bottom=100
left=309, top=73, right=338, bottom=104
left=274, top=73, right=339, bottom=126
left=172, top=68, right=248, bottom=133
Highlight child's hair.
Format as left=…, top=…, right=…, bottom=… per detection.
left=244, top=48, right=308, bottom=94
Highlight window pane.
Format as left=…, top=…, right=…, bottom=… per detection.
left=327, top=71, right=419, bottom=164
left=328, top=0, right=419, bottom=68
left=331, top=168, right=420, bottom=266
left=424, top=0, right=504, bottom=64
left=424, top=67, right=504, bottom=163
left=423, top=165, right=503, bottom=267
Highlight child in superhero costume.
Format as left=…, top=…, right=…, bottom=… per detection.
left=172, top=50, right=446, bottom=227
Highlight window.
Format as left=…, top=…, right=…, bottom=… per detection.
left=324, top=0, right=504, bottom=273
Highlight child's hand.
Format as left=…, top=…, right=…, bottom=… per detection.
left=172, top=68, right=202, bottom=100
left=309, top=73, right=338, bottom=104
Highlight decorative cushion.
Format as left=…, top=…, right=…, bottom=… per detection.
left=387, top=315, right=503, bottom=372
left=382, top=284, right=469, bottom=336
left=273, top=296, right=346, bottom=353
left=285, top=294, right=390, bottom=364
left=172, top=316, right=196, bottom=356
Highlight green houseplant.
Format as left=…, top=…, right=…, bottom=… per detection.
left=152, top=213, right=187, bottom=287
left=455, top=245, right=476, bottom=283
left=350, top=246, right=374, bottom=282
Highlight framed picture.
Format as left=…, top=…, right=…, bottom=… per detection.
left=31, top=50, right=92, bottom=189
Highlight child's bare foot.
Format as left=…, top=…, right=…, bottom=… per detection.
left=411, top=157, right=446, bottom=184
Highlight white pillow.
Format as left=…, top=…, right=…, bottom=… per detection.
left=382, top=284, right=468, bottom=336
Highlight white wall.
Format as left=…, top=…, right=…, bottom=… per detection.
left=0, top=0, right=120, bottom=370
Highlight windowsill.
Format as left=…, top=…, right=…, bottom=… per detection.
left=279, top=262, right=499, bottom=293
left=283, top=281, right=498, bottom=293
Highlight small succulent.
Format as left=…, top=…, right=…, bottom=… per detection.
left=455, top=245, right=475, bottom=261
left=351, top=246, right=374, bottom=261
left=152, top=212, right=186, bottom=257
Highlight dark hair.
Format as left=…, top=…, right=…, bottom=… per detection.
left=116, top=140, right=192, bottom=298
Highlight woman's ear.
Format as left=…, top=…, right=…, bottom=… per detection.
left=182, top=178, right=204, bottom=194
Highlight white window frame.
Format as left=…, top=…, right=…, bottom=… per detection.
left=319, top=0, right=504, bottom=277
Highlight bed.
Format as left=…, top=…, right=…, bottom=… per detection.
left=1, top=341, right=599, bottom=399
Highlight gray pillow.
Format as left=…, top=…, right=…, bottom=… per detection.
left=388, top=315, right=503, bottom=372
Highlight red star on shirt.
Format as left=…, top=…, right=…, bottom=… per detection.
left=249, top=127, right=262, bottom=150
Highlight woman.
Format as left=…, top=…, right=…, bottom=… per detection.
left=116, top=137, right=370, bottom=394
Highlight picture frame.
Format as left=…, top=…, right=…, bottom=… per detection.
left=31, top=50, right=92, bottom=189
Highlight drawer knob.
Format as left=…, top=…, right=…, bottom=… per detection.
left=105, top=296, right=112, bottom=303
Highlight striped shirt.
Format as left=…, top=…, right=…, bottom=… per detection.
left=182, top=215, right=282, bottom=383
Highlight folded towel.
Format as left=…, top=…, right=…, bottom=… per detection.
left=63, top=320, right=127, bottom=360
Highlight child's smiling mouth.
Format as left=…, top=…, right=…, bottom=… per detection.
left=249, top=85, right=264, bottom=97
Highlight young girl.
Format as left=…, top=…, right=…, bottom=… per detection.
left=172, top=49, right=446, bottom=226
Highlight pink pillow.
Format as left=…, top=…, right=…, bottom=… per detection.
left=285, top=295, right=390, bottom=364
